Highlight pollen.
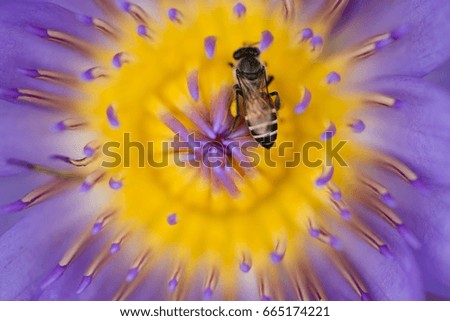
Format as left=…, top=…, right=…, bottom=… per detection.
left=2, top=0, right=424, bottom=300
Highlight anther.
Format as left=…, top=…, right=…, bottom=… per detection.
left=137, top=25, right=151, bottom=39
left=330, top=199, right=351, bottom=220
left=349, top=119, right=365, bottom=133
left=310, top=36, right=323, bottom=51
left=320, top=121, right=336, bottom=141
left=80, top=170, right=105, bottom=192
left=78, top=15, right=117, bottom=38
left=126, top=252, right=151, bottom=283
left=109, top=175, right=124, bottom=190
left=187, top=70, right=200, bottom=101
left=203, top=270, right=218, bottom=300
left=294, top=88, right=312, bottom=114
left=2, top=88, right=71, bottom=110
left=28, top=25, right=94, bottom=56
left=83, top=140, right=101, bottom=158
left=260, top=31, right=274, bottom=51
left=168, top=8, right=182, bottom=23
left=326, top=72, right=341, bottom=84
left=107, top=104, right=120, bottom=128
left=239, top=253, right=252, bottom=273
left=300, top=28, right=313, bottom=42
left=315, top=165, right=334, bottom=188
left=41, top=264, right=68, bottom=290
left=270, top=241, right=286, bottom=264
left=308, top=220, right=342, bottom=249
left=92, top=210, right=115, bottom=235
left=120, top=1, right=149, bottom=25
left=204, top=36, right=217, bottom=59
left=327, top=181, right=342, bottom=201
left=112, top=52, right=132, bottom=68
left=168, top=266, right=183, bottom=292
left=51, top=119, right=87, bottom=132
left=81, top=67, right=108, bottom=81
left=233, top=3, right=246, bottom=18
left=359, top=176, right=397, bottom=208
left=18, top=68, right=77, bottom=86
left=1, top=179, right=70, bottom=214
left=167, top=213, right=178, bottom=225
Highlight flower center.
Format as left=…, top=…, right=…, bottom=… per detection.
left=3, top=0, right=424, bottom=300
left=77, top=1, right=360, bottom=298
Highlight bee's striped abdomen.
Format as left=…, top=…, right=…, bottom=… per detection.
left=246, top=110, right=278, bottom=149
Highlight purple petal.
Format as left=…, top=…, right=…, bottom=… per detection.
left=337, top=0, right=450, bottom=78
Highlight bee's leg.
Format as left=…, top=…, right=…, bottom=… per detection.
left=228, top=62, right=235, bottom=68
left=230, top=85, right=244, bottom=133
left=270, top=91, right=281, bottom=110
left=267, top=75, right=274, bottom=86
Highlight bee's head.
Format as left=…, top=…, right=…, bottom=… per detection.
left=233, top=46, right=260, bottom=60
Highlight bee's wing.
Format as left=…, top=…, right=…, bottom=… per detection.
left=237, top=75, right=273, bottom=116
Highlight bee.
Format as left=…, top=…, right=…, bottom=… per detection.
left=230, top=46, right=280, bottom=149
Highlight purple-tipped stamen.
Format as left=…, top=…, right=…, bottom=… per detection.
left=360, top=291, right=372, bottom=301
left=110, top=242, right=121, bottom=254
left=137, top=25, right=149, bottom=37
left=76, top=275, right=93, bottom=294
left=126, top=267, right=139, bottom=282
left=0, top=200, right=28, bottom=214
left=326, top=72, right=341, bottom=84
left=350, top=120, right=365, bottom=133
left=315, top=166, right=334, bottom=188
left=167, top=213, right=178, bottom=225
left=320, top=121, right=336, bottom=141
left=380, top=192, right=396, bottom=208
left=107, top=105, right=120, bottom=128
left=0, top=88, right=20, bottom=100
left=41, top=264, right=67, bottom=289
left=392, top=99, right=404, bottom=109
left=260, top=30, right=274, bottom=51
left=80, top=181, right=93, bottom=192
left=204, top=36, right=217, bottom=59
left=310, top=36, right=323, bottom=51
left=379, top=244, right=393, bottom=258
left=17, top=68, right=40, bottom=78
left=270, top=251, right=284, bottom=264
left=187, top=70, right=200, bottom=101
left=119, top=1, right=132, bottom=12
left=233, top=3, right=246, bottom=17
left=240, top=262, right=251, bottom=273
left=339, top=208, right=351, bottom=221
left=77, top=14, right=94, bottom=25
left=109, top=177, right=123, bottom=190
left=203, top=287, right=214, bottom=300
left=28, top=25, right=49, bottom=38
left=91, top=222, right=103, bottom=235
left=294, top=88, right=311, bottom=114
left=112, top=52, right=129, bottom=68
left=301, top=28, right=313, bottom=41
left=168, top=8, right=182, bottom=22
left=329, top=236, right=342, bottom=249
left=168, top=278, right=179, bottom=292
left=83, top=145, right=96, bottom=158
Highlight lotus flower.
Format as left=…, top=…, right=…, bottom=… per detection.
left=1, top=0, right=450, bottom=300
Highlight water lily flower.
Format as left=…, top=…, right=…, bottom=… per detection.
left=1, top=0, right=450, bottom=300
